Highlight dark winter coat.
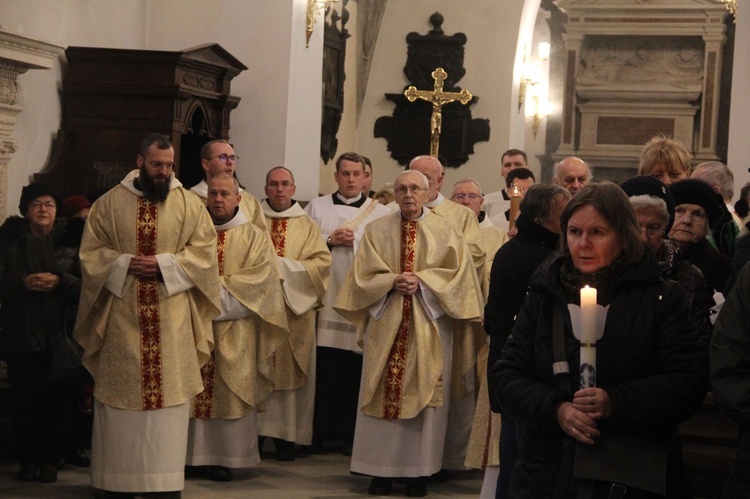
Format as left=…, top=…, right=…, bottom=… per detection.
left=0, top=216, right=83, bottom=359
left=484, top=213, right=559, bottom=393
left=680, top=238, right=731, bottom=296
left=489, top=251, right=708, bottom=498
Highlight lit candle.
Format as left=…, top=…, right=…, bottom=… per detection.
left=508, top=183, right=522, bottom=232
left=579, top=285, right=597, bottom=388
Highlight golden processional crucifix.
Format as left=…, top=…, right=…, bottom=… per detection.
left=404, top=67, right=472, bottom=158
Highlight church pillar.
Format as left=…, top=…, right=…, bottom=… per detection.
left=557, top=34, right=582, bottom=157
left=0, top=30, right=63, bottom=220
left=696, top=34, right=726, bottom=162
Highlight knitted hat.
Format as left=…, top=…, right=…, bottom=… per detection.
left=18, top=182, right=61, bottom=216
left=669, top=179, right=723, bottom=229
left=61, top=195, right=92, bottom=218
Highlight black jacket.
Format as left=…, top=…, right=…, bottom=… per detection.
left=681, top=238, right=731, bottom=296
left=484, top=213, right=559, bottom=390
left=490, top=252, right=708, bottom=498
left=0, top=216, right=83, bottom=358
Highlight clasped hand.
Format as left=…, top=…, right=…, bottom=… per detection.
left=128, top=255, right=159, bottom=279
left=393, top=272, right=419, bottom=296
left=556, top=387, right=612, bottom=445
left=23, top=272, right=59, bottom=292
left=328, top=228, right=355, bottom=247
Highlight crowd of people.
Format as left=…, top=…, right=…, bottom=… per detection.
left=1, top=132, right=750, bottom=499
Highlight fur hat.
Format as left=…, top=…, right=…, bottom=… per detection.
left=18, top=182, right=61, bottom=216
left=669, top=179, right=724, bottom=229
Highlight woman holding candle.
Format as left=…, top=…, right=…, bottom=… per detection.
left=489, top=183, right=708, bottom=498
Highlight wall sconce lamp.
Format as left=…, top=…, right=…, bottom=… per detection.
left=526, top=91, right=552, bottom=139
left=306, top=0, right=339, bottom=47
left=721, top=0, right=737, bottom=22
left=518, top=42, right=550, bottom=112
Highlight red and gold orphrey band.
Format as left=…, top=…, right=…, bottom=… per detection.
left=270, top=218, right=289, bottom=257
left=192, top=229, right=228, bottom=418
left=382, top=220, right=418, bottom=419
left=136, top=198, right=165, bottom=410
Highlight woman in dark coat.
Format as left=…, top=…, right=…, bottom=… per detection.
left=0, top=183, right=83, bottom=483
left=490, top=183, right=708, bottom=498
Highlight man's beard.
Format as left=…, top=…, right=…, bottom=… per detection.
left=137, top=166, right=171, bottom=202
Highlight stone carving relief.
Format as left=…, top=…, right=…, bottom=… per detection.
left=577, top=37, right=704, bottom=90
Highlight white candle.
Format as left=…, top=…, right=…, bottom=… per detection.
left=580, top=285, right=597, bottom=342
left=580, top=285, right=597, bottom=388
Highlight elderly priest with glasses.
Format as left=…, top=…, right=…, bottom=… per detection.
left=334, top=169, right=484, bottom=497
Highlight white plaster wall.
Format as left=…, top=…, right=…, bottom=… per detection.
left=0, top=0, right=147, bottom=216
left=728, top=7, right=750, bottom=200
left=1, top=0, right=324, bottom=212
left=145, top=0, right=323, bottom=200
left=341, top=1, right=535, bottom=197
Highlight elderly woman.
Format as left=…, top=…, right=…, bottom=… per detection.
left=668, top=179, right=732, bottom=296
left=620, top=176, right=713, bottom=345
left=0, top=183, right=83, bottom=484
left=490, top=183, right=707, bottom=498
left=638, top=136, right=691, bottom=186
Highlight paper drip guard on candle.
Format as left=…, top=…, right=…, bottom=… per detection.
left=568, top=300, right=608, bottom=389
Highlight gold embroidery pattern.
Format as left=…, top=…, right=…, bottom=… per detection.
left=216, top=230, right=228, bottom=276
left=383, top=220, right=418, bottom=419
left=192, top=356, right=216, bottom=418
left=136, top=198, right=164, bottom=410
left=270, top=218, right=289, bottom=257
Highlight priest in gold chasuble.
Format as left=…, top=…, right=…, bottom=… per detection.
left=74, top=134, right=220, bottom=496
left=257, top=167, right=331, bottom=460
left=189, top=139, right=268, bottom=232
left=185, top=174, right=288, bottom=480
left=334, top=170, right=483, bottom=496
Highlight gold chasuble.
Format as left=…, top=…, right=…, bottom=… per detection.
left=74, top=171, right=221, bottom=411
left=193, top=212, right=289, bottom=420
left=261, top=200, right=331, bottom=390
left=334, top=210, right=483, bottom=420
left=190, top=179, right=269, bottom=233
left=427, top=195, right=487, bottom=400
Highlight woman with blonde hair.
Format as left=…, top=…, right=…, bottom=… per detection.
left=638, top=135, right=692, bottom=186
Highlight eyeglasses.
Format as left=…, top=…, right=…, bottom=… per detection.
left=394, top=185, right=426, bottom=195
left=452, top=193, right=481, bottom=201
left=148, top=161, right=176, bottom=170
left=209, top=153, right=239, bottom=164
left=30, top=200, right=56, bottom=210
left=267, top=181, right=294, bottom=189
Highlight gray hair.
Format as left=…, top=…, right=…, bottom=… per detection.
left=208, top=172, right=240, bottom=195
left=451, top=178, right=483, bottom=195
left=629, top=194, right=669, bottom=223
left=396, top=170, right=429, bottom=189
left=552, top=156, right=593, bottom=180
left=692, top=161, right=734, bottom=201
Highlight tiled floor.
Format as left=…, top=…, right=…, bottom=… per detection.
left=0, top=448, right=485, bottom=498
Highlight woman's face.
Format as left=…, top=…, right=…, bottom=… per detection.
left=643, top=161, right=688, bottom=186
left=26, top=195, right=57, bottom=234
left=669, top=203, right=708, bottom=249
left=634, top=205, right=667, bottom=254
left=567, top=204, right=623, bottom=275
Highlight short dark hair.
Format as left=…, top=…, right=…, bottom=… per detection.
left=335, top=152, right=365, bottom=172
left=139, top=133, right=172, bottom=157
left=506, top=167, right=535, bottom=188
left=200, top=139, right=229, bottom=160
left=520, top=184, right=570, bottom=225
left=501, top=148, right=528, bottom=164
left=362, top=156, right=372, bottom=168
left=560, top=182, right=644, bottom=265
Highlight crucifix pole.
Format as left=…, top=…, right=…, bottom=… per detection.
left=404, top=67, right=472, bottom=158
